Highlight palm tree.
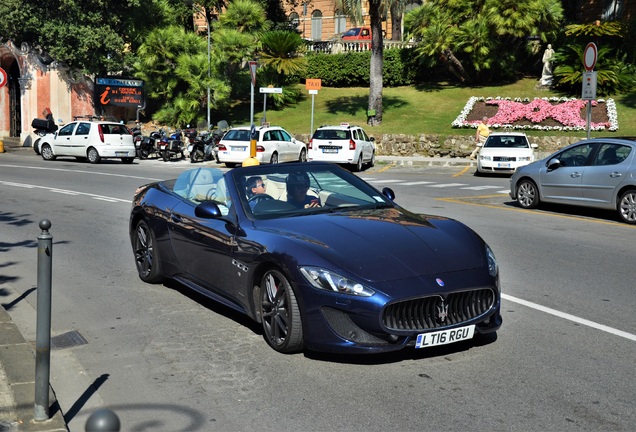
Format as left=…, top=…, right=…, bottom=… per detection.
left=335, top=0, right=394, bottom=125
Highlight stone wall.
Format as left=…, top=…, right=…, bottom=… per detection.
left=298, top=133, right=581, bottom=158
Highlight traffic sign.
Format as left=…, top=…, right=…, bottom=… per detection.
left=259, top=87, right=282, bottom=94
left=582, top=71, right=597, bottom=100
left=0, top=67, right=7, bottom=89
left=583, top=42, right=597, bottom=71
left=305, top=79, right=321, bottom=90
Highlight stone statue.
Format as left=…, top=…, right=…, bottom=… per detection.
left=540, top=44, right=555, bottom=86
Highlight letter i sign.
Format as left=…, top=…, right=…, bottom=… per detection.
left=0, top=67, right=8, bottom=89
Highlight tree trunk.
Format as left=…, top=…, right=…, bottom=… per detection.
left=390, top=3, right=402, bottom=41
left=368, top=2, right=383, bottom=126
left=442, top=48, right=471, bottom=83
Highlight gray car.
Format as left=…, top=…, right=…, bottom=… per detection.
left=510, top=137, right=636, bottom=224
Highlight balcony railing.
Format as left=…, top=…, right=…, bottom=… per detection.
left=305, top=40, right=417, bottom=54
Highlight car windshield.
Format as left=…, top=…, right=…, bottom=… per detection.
left=222, top=129, right=251, bottom=142
left=232, top=163, right=393, bottom=220
left=342, top=28, right=360, bottom=37
left=484, top=136, right=530, bottom=148
left=312, top=129, right=350, bottom=140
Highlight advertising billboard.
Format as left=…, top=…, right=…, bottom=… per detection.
left=95, top=77, right=144, bottom=108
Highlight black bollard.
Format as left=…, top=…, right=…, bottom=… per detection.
left=34, top=219, right=53, bottom=421
left=85, top=409, right=121, bottom=431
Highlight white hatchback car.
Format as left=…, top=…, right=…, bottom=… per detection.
left=216, top=125, right=307, bottom=167
left=39, top=120, right=136, bottom=164
left=308, top=124, right=376, bottom=171
left=477, top=132, right=538, bottom=175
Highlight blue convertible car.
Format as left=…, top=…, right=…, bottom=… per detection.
left=129, top=162, right=502, bottom=354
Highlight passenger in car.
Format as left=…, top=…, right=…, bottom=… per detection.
left=286, top=172, right=320, bottom=209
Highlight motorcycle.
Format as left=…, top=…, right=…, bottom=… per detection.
left=137, top=130, right=162, bottom=159
left=31, top=117, right=58, bottom=155
left=189, top=131, right=220, bottom=163
left=157, top=130, right=185, bottom=162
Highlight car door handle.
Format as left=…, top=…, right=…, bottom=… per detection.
left=170, top=214, right=183, bottom=223
left=570, top=172, right=581, bottom=178
left=610, top=172, right=622, bottom=178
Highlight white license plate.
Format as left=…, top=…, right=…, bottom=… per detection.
left=497, top=163, right=511, bottom=168
left=231, top=146, right=247, bottom=152
left=322, top=149, right=338, bottom=153
left=415, top=325, right=475, bottom=348
left=115, top=152, right=129, bottom=156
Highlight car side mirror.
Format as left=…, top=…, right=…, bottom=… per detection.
left=195, top=201, right=223, bottom=219
left=370, top=137, right=375, bottom=142
left=382, top=187, right=395, bottom=201
left=547, top=158, right=561, bottom=171
left=531, top=143, right=539, bottom=149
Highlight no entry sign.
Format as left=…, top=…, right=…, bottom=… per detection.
left=0, top=67, right=8, bottom=88
left=583, top=42, right=597, bottom=71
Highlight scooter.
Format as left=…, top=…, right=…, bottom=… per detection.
left=158, top=130, right=184, bottom=162
left=189, top=131, right=219, bottom=163
left=31, top=117, right=58, bottom=155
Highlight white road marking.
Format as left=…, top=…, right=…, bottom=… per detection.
left=502, top=293, right=636, bottom=342
left=0, top=164, right=161, bottom=181
left=426, top=183, right=468, bottom=188
left=460, top=185, right=501, bottom=191
left=0, top=180, right=131, bottom=203
left=399, top=181, right=436, bottom=185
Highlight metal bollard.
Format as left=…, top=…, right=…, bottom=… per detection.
left=34, top=219, right=53, bottom=421
left=85, top=409, right=121, bottom=431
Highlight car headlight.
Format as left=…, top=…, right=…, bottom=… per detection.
left=480, top=155, right=492, bottom=161
left=485, top=245, right=498, bottom=278
left=299, top=267, right=375, bottom=297
left=518, top=156, right=531, bottom=161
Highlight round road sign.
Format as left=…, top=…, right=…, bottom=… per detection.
left=583, top=42, right=597, bottom=71
left=0, top=67, right=8, bottom=88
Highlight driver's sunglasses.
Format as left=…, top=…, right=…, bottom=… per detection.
left=256, top=183, right=265, bottom=188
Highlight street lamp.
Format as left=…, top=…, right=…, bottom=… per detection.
left=186, top=1, right=211, bottom=129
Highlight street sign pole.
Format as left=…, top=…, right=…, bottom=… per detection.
left=305, top=79, right=322, bottom=136
left=582, top=43, right=598, bottom=139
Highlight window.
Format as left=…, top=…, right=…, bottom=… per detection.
left=592, top=144, right=631, bottom=166
left=58, top=123, right=75, bottom=136
left=558, top=143, right=594, bottom=167
left=311, top=10, right=323, bottom=41
left=334, top=10, right=346, bottom=34
left=289, top=12, right=300, bottom=29
left=76, top=123, right=91, bottom=136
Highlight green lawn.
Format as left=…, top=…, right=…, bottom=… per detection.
left=234, top=78, right=636, bottom=139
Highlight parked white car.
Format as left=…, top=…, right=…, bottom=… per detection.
left=477, top=132, right=538, bottom=175
left=39, top=120, right=136, bottom=164
left=308, top=123, right=376, bottom=172
left=216, top=125, right=307, bottom=167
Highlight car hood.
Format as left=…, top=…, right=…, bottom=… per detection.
left=255, top=208, right=483, bottom=282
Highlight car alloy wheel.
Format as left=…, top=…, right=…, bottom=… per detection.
left=87, top=147, right=101, bottom=164
left=299, top=148, right=307, bottom=163
left=618, top=189, right=636, bottom=224
left=270, top=152, right=279, bottom=164
left=133, top=220, right=163, bottom=283
left=260, top=269, right=303, bottom=353
left=517, top=179, right=540, bottom=209
left=41, top=144, right=56, bottom=161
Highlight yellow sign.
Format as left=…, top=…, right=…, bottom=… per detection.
left=305, top=79, right=322, bottom=90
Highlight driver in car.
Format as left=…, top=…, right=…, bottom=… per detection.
left=286, top=172, right=320, bottom=209
left=246, top=176, right=267, bottom=209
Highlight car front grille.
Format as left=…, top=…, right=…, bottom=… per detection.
left=494, top=156, right=516, bottom=162
left=383, top=288, right=496, bottom=331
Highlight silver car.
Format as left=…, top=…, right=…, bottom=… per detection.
left=510, top=137, right=636, bottom=224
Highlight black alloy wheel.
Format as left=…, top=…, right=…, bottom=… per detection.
left=132, top=220, right=164, bottom=283
left=260, top=269, right=303, bottom=353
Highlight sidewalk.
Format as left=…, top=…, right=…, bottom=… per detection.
left=1, top=138, right=478, bottom=167
left=0, top=306, right=67, bottom=432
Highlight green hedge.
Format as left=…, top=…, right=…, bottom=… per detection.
left=306, top=48, right=422, bottom=87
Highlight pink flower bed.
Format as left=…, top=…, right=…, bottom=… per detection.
left=451, top=97, right=618, bottom=131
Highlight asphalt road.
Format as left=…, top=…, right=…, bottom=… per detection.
left=1, top=152, right=635, bottom=431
